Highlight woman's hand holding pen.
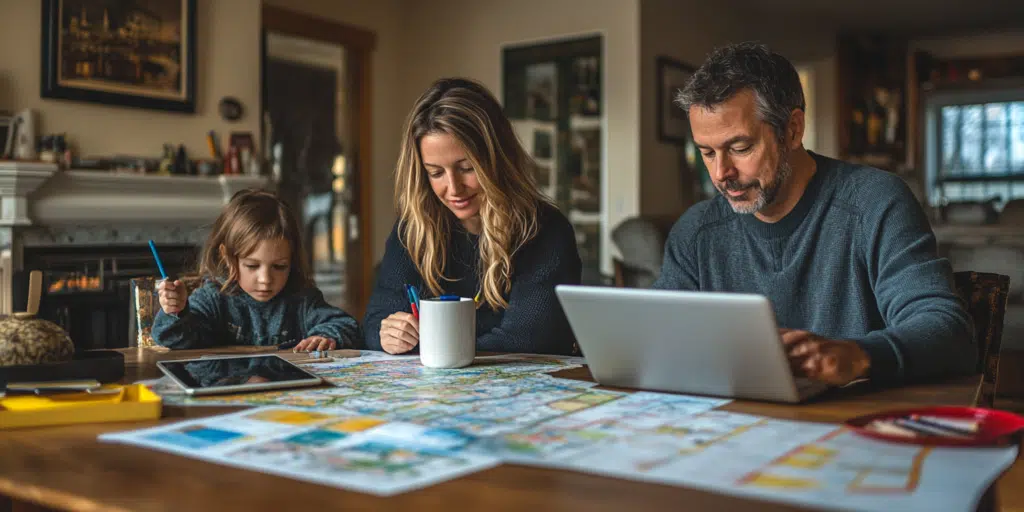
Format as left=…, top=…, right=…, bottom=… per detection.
left=380, top=312, right=419, bottom=354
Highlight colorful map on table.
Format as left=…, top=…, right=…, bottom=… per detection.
left=110, top=353, right=1017, bottom=510
left=152, top=353, right=628, bottom=436
left=99, top=406, right=500, bottom=496
left=476, top=397, right=1016, bottom=512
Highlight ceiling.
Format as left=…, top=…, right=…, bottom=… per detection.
left=731, top=0, right=1024, bottom=35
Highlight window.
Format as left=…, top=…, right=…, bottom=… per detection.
left=926, top=89, right=1024, bottom=208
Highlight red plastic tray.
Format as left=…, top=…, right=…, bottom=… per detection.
left=845, top=406, right=1024, bottom=446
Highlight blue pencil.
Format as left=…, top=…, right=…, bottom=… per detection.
left=148, top=240, right=168, bottom=279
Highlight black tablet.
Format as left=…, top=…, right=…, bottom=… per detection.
left=156, top=354, right=323, bottom=396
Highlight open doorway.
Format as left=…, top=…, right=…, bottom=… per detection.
left=261, top=6, right=375, bottom=319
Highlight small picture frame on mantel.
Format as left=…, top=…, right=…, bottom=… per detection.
left=657, top=56, right=696, bottom=145
left=40, top=0, right=198, bottom=113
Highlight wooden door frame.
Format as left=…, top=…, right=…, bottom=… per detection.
left=261, top=6, right=377, bottom=319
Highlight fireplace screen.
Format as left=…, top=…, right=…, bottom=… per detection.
left=14, top=244, right=198, bottom=351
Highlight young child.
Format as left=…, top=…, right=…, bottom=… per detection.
left=152, top=188, right=361, bottom=351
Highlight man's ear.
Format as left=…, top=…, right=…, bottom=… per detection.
left=787, top=108, right=806, bottom=150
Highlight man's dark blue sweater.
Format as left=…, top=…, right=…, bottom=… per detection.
left=653, top=152, right=975, bottom=383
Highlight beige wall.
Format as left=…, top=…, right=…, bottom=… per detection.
left=399, top=0, right=641, bottom=274
left=263, top=0, right=407, bottom=263
left=638, top=0, right=747, bottom=219
left=0, top=0, right=260, bottom=159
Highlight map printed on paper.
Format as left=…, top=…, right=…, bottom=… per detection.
left=153, top=353, right=615, bottom=436
left=99, top=406, right=500, bottom=496
left=479, top=397, right=1016, bottom=512
left=109, top=352, right=1017, bottom=510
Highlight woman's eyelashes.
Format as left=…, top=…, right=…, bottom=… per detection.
left=426, top=166, right=475, bottom=179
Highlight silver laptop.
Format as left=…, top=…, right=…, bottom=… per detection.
left=555, top=285, right=829, bottom=403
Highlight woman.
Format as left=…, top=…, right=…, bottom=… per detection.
left=363, top=77, right=581, bottom=355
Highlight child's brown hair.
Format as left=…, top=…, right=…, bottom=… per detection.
left=198, top=188, right=313, bottom=294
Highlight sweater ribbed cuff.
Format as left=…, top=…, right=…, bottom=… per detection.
left=855, top=332, right=904, bottom=383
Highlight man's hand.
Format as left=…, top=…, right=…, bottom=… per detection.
left=780, top=329, right=871, bottom=386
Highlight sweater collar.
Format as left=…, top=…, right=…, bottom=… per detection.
left=738, top=151, right=829, bottom=239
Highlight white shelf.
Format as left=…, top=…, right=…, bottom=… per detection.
left=570, top=115, right=601, bottom=130
left=569, top=210, right=601, bottom=224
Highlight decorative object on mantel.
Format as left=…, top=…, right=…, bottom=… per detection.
left=228, top=132, right=260, bottom=176
left=0, top=112, right=13, bottom=160
left=10, top=109, right=38, bottom=161
left=657, top=56, right=696, bottom=145
left=37, top=134, right=70, bottom=168
left=40, top=0, right=198, bottom=114
left=219, top=97, right=244, bottom=122
left=0, top=270, right=74, bottom=367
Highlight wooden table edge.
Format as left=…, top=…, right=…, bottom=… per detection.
left=0, top=475, right=132, bottom=512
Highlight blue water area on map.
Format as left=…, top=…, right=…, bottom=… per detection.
left=146, top=426, right=244, bottom=450
left=285, top=429, right=347, bottom=447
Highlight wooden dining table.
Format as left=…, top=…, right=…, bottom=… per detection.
left=1, top=346, right=1023, bottom=512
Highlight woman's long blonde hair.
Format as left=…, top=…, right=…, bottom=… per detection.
left=395, top=77, right=551, bottom=310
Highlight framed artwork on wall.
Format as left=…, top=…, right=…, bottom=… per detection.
left=41, top=0, right=197, bottom=113
left=656, top=56, right=695, bottom=145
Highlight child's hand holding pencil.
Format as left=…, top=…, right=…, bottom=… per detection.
left=157, top=279, right=187, bottom=315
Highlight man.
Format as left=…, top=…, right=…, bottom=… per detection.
left=654, top=42, right=974, bottom=387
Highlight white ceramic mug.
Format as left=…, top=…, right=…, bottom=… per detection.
left=418, top=297, right=476, bottom=369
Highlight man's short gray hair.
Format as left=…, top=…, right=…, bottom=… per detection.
left=675, top=42, right=805, bottom=143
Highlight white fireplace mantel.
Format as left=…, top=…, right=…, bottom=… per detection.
left=20, top=166, right=270, bottom=226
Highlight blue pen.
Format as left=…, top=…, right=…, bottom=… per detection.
left=148, top=240, right=168, bottom=279
left=409, top=285, right=421, bottom=308
left=404, top=284, right=420, bottom=319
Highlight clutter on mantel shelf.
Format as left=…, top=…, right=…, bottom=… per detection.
left=0, top=108, right=266, bottom=179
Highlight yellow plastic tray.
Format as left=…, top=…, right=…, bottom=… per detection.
left=0, top=383, right=162, bottom=429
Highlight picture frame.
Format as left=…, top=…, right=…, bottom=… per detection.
left=656, top=56, right=695, bottom=145
left=229, top=132, right=254, bottom=153
left=40, top=0, right=197, bottom=113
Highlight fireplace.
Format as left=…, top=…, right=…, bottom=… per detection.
left=0, top=161, right=270, bottom=348
left=12, top=244, right=199, bottom=350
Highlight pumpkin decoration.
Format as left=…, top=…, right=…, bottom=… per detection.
left=0, top=271, right=74, bottom=366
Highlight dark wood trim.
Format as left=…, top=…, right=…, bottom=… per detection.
left=261, top=5, right=376, bottom=52
left=355, top=51, right=375, bottom=319
left=261, top=7, right=377, bottom=319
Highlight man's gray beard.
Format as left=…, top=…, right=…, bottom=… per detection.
left=725, top=153, right=793, bottom=215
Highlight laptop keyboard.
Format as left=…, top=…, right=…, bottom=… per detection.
left=795, top=378, right=821, bottom=393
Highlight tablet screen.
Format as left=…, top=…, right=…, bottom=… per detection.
left=158, top=355, right=319, bottom=390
